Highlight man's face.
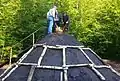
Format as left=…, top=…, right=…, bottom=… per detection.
left=64, top=13, right=66, bottom=16
left=54, top=6, right=57, bottom=10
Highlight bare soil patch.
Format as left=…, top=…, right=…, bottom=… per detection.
left=103, top=59, right=120, bottom=73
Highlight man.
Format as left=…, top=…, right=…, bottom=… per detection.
left=47, top=6, right=57, bottom=34
left=53, top=9, right=60, bottom=33
left=62, top=13, right=70, bottom=32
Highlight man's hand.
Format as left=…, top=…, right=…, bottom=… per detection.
left=54, top=18, right=59, bottom=21
left=66, top=21, right=68, bottom=23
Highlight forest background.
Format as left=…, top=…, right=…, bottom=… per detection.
left=0, top=0, right=120, bottom=63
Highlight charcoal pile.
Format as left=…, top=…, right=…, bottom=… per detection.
left=0, top=69, right=4, bottom=75
left=0, top=34, right=120, bottom=81
left=37, top=34, right=82, bottom=46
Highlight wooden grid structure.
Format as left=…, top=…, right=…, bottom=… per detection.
left=0, top=44, right=120, bottom=81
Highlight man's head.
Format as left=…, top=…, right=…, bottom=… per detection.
left=63, top=12, right=67, bottom=16
left=53, top=5, right=57, bottom=10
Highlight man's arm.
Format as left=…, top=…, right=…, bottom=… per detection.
left=66, top=15, right=69, bottom=23
left=52, top=9, right=56, bottom=18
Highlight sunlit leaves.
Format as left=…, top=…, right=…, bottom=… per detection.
left=0, top=0, right=54, bottom=62
left=55, top=0, right=120, bottom=59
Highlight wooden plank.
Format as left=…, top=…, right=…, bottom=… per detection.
left=79, top=48, right=95, bottom=64
left=17, top=47, right=34, bottom=63
left=38, top=46, right=47, bottom=65
left=2, top=65, right=18, bottom=81
left=62, top=47, right=68, bottom=81
left=27, top=66, right=35, bottom=81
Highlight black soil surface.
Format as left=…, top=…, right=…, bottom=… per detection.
left=37, top=34, right=82, bottom=46
left=1, top=34, right=120, bottom=81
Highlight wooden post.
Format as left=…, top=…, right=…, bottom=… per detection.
left=32, top=33, right=35, bottom=46
left=9, top=47, right=12, bottom=66
left=1, top=44, right=4, bottom=61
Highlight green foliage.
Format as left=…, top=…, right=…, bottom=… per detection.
left=55, top=0, right=120, bottom=60
left=0, top=0, right=54, bottom=62
left=0, top=0, right=120, bottom=62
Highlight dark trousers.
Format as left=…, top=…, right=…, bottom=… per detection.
left=63, top=22, right=69, bottom=32
left=53, top=21, right=60, bottom=32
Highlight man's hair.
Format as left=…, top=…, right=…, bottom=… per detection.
left=53, top=5, right=57, bottom=9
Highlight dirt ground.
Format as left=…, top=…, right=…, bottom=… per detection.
left=103, top=59, right=120, bottom=73
left=0, top=64, right=10, bottom=75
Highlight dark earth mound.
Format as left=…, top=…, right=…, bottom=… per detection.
left=0, top=34, right=120, bottom=81
left=37, top=34, right=82, bottom=46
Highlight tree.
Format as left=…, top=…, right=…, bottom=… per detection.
left=55, top=0, right=120, bottom=60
